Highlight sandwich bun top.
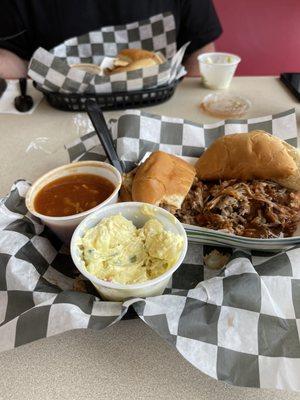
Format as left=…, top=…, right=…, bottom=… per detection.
left=118, top=48, right=162, bottom=63
left=132, top=151, right=196, bottom=209
left=111, top=58, right=158, bottom=74
left=195, top=130, right=300, bottom=191
left=107, top=48, right=163, bottom=75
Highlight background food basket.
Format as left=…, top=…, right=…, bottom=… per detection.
left=29, top=13, right=187, bottom=111
left=33, top=80, right=179, bottom=111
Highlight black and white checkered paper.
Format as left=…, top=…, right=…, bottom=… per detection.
left=28, top=13, right=186, bottom=94
left=1, top=108, right=300, bottom=390
left=66, top=108, right=298, bottom=170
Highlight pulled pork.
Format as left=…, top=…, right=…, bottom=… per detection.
left=175, top=178, right=300, bottom=238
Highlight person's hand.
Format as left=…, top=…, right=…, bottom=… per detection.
left=0, top=48, right=28, bottom=79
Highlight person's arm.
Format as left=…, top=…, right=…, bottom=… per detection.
left=178, top=0, right=222, bottom=76
left=0, top=1, right=31, bottom=78
left=0, top=48, right=28, bottom=78
left=183, top=42, right=215, bottom=77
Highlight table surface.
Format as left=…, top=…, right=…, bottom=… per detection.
left=1, top=77, right=300, bottom=400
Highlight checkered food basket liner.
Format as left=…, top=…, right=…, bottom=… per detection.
left=28, top=12, right=187, bottom=94
left=66, top=108, right=298, bottom=169
left=1, top=108, right=300, bottom=390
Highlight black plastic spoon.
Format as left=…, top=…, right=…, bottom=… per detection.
left=14, top=78, right=34, bottom=112
left=85, top=100, right=125, bottom=173
left=0, top=78, right=7, bottom=99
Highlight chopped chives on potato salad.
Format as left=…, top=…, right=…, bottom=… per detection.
left=79, top=214, right=183, bottom=285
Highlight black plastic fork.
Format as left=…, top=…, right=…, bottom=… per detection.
left=85, top=100, right=125, bottom=173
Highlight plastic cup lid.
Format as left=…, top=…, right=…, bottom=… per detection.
left=200, top=93, right=251, bottom=118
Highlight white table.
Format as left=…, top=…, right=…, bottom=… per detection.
left=0, top=77, right=299, bottom=400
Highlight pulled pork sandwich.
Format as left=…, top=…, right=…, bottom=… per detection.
left=176, top=179, right=300, bottom=238
left=120, top=132, right=300, bottom=239
left=105, top=48, right=163, bottom=75
left=176, top=131, right=300, bottom=238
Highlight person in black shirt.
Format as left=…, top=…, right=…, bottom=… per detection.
left=0, top=0, right=222, bottom=78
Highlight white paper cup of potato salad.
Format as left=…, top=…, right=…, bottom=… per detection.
left=198, top=52, right=241, bottom=89
left=70, top=202, right=188, bottom=301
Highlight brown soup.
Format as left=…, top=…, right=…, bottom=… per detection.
left=34, top=174, right=115, bottom=217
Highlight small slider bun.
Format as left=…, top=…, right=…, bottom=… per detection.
left=112, top=58, right=158, bottom=74
left=118, top=48, right=162, bottom=63
left=132, top=151, right=196, bottom=209
left=195, top=130, right=300, bottom=190
left=107, top=48, right=163, bottom=75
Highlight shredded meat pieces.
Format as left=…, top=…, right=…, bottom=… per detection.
left=174, top=178, right=300, bottom=239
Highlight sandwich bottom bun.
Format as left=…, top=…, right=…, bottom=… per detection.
left=195, top=130, right=300, bottom=191
left=70, top=63, right=102, bottom=75
left=131, top=151, right=196, bottom=209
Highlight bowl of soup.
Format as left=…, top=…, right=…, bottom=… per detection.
left=26, top=161, right=122, bottom=242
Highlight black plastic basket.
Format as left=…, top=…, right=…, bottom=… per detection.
left=33, top=80, right=179, bottom=112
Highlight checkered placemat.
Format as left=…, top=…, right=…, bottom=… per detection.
left=135, top=246, right=300, bottom=390
left=0, top=180, right=211, bottom=350
left=1, top=108, right=300, bottom=390
left=1, top=182, right=300, bottom=390
left=27, top=12, right=187, bottom=94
